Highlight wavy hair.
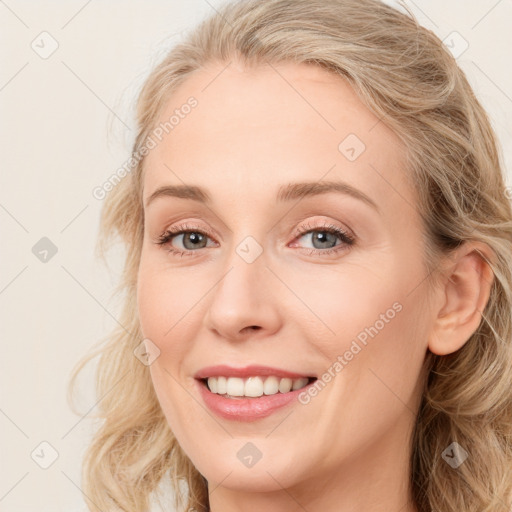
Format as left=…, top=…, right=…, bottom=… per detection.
left=68, top=0, right=512, bottom=510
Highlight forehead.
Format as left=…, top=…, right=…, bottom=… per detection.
left=141, top=60, right=412, bottom=216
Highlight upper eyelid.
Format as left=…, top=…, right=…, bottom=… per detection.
left=159, top=221, right=354, bottom=248
left=161, top=220, right=349, bottom=238
left=157, top=231, right=349, bottom=257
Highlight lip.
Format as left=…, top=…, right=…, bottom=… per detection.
left=195, top=377, right=317, bottom=421
left=194, top=364, right=316, bottom=380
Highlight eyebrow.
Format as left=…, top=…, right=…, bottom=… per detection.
left=144, top=180, right=379, bottom=212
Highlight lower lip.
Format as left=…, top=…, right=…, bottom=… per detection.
left=196, top=379, right=315, bottom=422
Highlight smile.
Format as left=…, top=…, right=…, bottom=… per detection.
left=202, top=375, right=315, bottom=398
left=195, top=376, right=318, bottom=422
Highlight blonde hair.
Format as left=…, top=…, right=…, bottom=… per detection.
left=68, top=0, right=512, bottom=510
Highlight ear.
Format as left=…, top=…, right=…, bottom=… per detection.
left=428, top=241, right=496, bottom=356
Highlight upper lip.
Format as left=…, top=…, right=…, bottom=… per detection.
left=194, top=364, right=316, bottom=380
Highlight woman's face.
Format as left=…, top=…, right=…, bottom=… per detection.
left=137, top=61, right=433, bottom=497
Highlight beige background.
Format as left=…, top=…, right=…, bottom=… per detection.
left=1, top=1, right=511, bottom=511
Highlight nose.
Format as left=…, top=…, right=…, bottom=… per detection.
left=203, top=251, right=282, bottom=341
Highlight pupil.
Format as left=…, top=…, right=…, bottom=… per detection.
left=313, top=231, right=335, bottom=249
left=184, top=232, right=205, bottom=249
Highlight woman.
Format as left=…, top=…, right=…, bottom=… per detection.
left=69, top=0, right=512, bottom=510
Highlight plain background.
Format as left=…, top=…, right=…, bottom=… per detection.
left=1, top=1, right=511, bottom=511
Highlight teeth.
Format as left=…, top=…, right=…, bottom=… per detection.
left=278, top=378, right=292, bottom=393
left=263, top=376, right=279, bottom=395
left=206, top=376, right=310, bottom=397
left=216, top=376, right=227, bottom=394
left=245, top=376, right=264, bottom=397
left=208, top=377, right=218, bottom=393
left=226, top=377, right=245, bottom=396
left=292, top=378, right=307, bottom=390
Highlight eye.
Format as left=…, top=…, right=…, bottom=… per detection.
left=153, top=222, right=217, bottom=257
left=290, top=221, right=355, bottom=256
left=152, top=220, right=356, bottom=258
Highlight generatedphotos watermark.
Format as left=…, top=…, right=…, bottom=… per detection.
left=92, top=96, right=198, bottom=200
left=298, top=301, right=403, bottom=405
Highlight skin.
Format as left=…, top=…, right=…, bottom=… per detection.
left=136, top=60, right=494, bottom=512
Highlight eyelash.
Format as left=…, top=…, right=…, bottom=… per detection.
left=153, top=221, right=356, bottom=258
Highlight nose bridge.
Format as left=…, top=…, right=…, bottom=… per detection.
left=213, top=238, right=268, bottom=313
left=203, top=236, right=282, bottom=338
left=216, top=228, right=269, bottom=298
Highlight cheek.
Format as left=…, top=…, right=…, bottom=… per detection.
left=330, top=278, right=429, bottom=433
left=299, top=285, right=427, bottom=460
left=147, top=360, right=203, bottom=464
left=136, top=254, right=202, bottom=343
left=137, top=260, right=202, bottom=439
left=287, top=252, right=428, bottom=394
left=137, top=269, right=167, bottom=342
left=281, top=257, right=404, bottom=350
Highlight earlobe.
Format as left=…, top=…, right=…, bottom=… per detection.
left=427, top=242, right=495, bottom=356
